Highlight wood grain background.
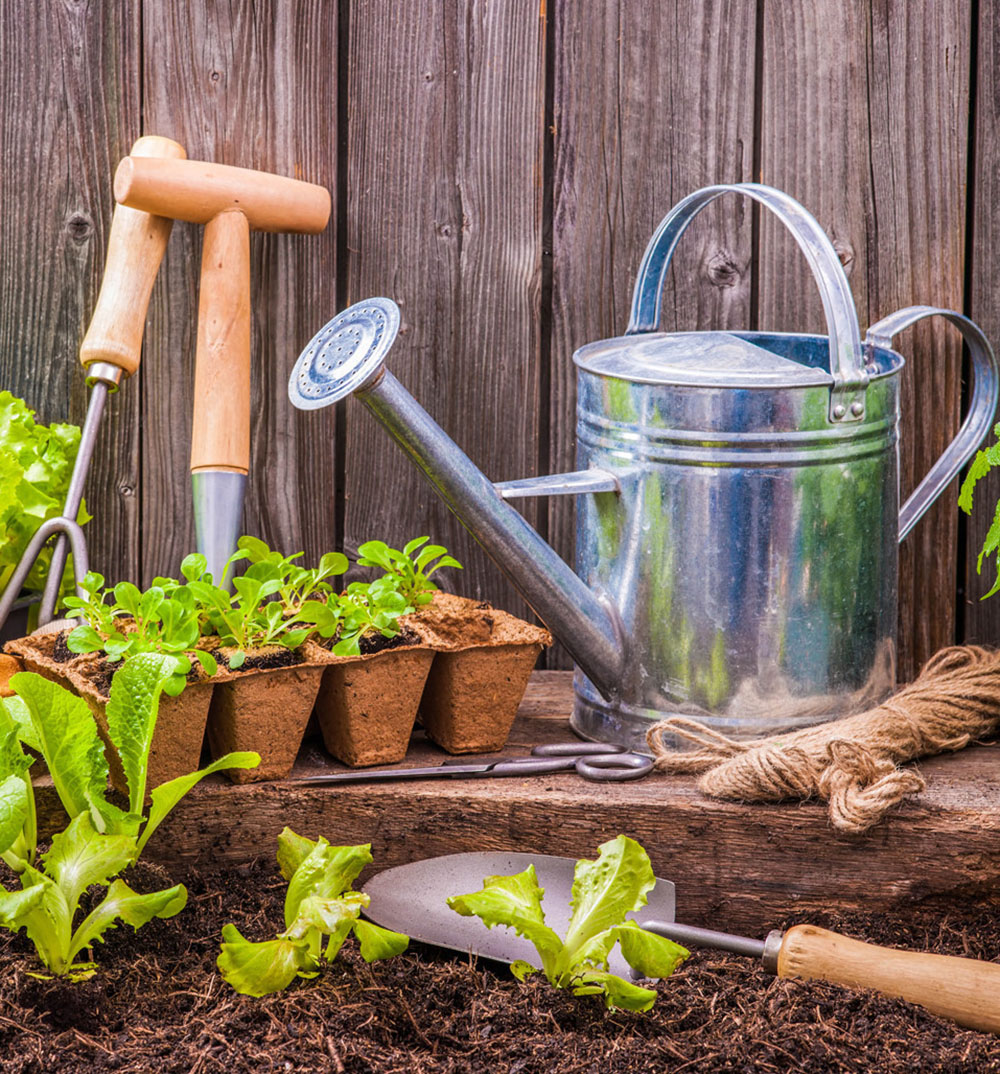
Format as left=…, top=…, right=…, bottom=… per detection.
left=0, top=0, right=994, bottom=679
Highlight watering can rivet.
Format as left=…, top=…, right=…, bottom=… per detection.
left=833, top=403, right=847, bottom=419
left=851, top=401, right=865, bottom=417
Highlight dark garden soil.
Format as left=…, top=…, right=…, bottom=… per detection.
left=0, top=860, right=998, bottom=1074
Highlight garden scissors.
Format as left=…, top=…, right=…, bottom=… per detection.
left=289, top=742, right=653, bottom=785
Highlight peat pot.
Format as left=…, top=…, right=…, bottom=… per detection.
left=289, top=183, right=999, bottom=753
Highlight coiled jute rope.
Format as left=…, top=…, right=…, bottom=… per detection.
left=646, top=645, right=1000, bottom=834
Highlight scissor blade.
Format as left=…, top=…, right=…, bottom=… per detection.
left=288, top=761, right=496, bottom=784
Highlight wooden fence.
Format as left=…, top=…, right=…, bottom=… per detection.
left=0, top=1, right=996, bottom=678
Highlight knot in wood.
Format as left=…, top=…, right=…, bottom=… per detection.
left=705, top=250, right=742, bottom=288
left=832, top=237, right=855, bottom=273
left=66, top=212, right=92, bottom=244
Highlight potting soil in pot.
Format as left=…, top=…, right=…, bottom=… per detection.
left=410, top=592, right=552, bottom=753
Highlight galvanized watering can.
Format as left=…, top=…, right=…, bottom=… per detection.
left=290, top=183, right=999, bottom=753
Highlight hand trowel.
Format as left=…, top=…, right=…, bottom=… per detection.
left=362, top=852, right=1000, bottom=1034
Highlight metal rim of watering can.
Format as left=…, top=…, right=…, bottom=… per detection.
left=288, top=297, right=400, bottom=409
left=624, top=182, right=868, bottom=425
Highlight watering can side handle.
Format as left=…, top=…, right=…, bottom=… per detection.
left=626, top=183, right=867, bottom=424
left=866, top=307, right=1000, bottom=542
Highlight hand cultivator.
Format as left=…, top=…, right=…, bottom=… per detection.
left=0, top=135, right=186, bottom=633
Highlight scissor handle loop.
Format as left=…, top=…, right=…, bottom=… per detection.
left=575, top=753, right=653, bottom=782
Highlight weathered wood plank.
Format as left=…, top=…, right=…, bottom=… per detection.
left=547, top=0, right=758, bottom=665
left=0, top=1, right=140, bottom=585
left=758, top=1, right=971, bottom=679
left=139, top=0, right=338, bottom=584
left=342, top=0, right=545, bottom=615
left=963, top=1, right=1000, bottom=642
left=35, top=672, right=1000, bottom=936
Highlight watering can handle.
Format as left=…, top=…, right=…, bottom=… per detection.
left=627, top=183, right=867, bottom=424
left=865, top=307, right=1000, bottom=542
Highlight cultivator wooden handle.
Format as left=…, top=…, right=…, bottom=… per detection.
left=79, top=135, right=187, bottom=380
left=777, top=924, right=1000, bottom=1034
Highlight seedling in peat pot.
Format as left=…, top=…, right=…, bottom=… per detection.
left=357, top=536, right=462, bottom=606
left=447, top=835, right=688, bottom=1011
left=0, top=655, right=259, bottom=979
left=183, top=548, right=314, bottom=669
left=218, top=827, right=408, bottom=996
left=960, top=422, right=1000, bottom=598
left=64, top=574, right=218, bottom=694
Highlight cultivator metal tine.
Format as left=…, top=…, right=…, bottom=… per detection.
left=0, top=515, right=89, bottom=632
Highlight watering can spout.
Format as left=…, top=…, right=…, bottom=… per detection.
left=288, top=300, right=625, bottom=701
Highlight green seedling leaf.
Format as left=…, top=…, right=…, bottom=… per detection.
left=0, top=882, right=46, bottom=929
left=0, top=774, right=29, bottom=858
left=276, top=827, right=319, bottom=882
left=218, top=829, right=407, bottom=997
left=66, top=624, right=104, bottom=655
left=67, top=878, right=186, bottom=964
left=447, top=865, right=563, bottom=976
left=217, top=924, right=319, bottom=997
left=42, top=813, right=136, bottom=915
left=511, top=959, right=538, bottom=982
left=571, top=969, right=659, bottom=1012
left=9, top=672, right=117, bottom=830
left=105, top=653, right=182, bottom=817
left=352, top=918, right=409, bottom=962
left=135, top=751, right=260, bottom=860
left=1, top=695, right=41, bottom=752
left=447, top=836, right=686, bottom=1012
left=563, top=836, right=657, bottom=955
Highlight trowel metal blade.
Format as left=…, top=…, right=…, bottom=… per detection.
left=361, top=851, right=676, bottom=980
left=191, top=469, right=247, bottom=587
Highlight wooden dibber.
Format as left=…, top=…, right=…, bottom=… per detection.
left=113, top=156, right=331, bottom=580
left=776, top=924, right=1000, bottom=1035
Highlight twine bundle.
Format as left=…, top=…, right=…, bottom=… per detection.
left=646, top=645, right=1000, bottom=833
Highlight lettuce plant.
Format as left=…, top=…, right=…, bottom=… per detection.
left=447, top=835, right=688, bottom=1011
left=0, top=656, right=259, bottom=979
left=357, top=537, right=462, bottom=606
left=218, top=827, right=408, bottom=997
left=63, top=574, right=218, bottom=694
left=959, top=424, right=1000, bottom=598
left=0, top=391, right=90, bottom=600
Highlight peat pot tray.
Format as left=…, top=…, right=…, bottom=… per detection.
left=34, top=671, right=1000, bottom=936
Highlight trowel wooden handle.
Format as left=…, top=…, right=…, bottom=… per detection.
left=79, top=135, right=186, bottom=377
left=778, top=924, right=1000, bottom=1034
left=190, top=210, right=251, bottom=475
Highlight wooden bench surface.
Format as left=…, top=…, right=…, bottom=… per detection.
left=35, top=671, right=1000, bottom=933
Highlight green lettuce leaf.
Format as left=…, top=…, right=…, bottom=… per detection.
left=571, top=969, right=659, bottom=1012
left=276, top=827, right=319, bottom=881
left=67, top=878, right=186, bottom=963
left=42, top=813, right=136, bottom=915
left=217, top=923, right=319, bottom=997
left=0, top=774, right=29, bottom=858
left=8, top=672, right=121, bottom=831
left=283, top=841, right=372, bottom=928
left=105, top=652, right=183, bottom=814
left=351, top=918, right=409, bottom=962
left=613, top=921, right=689, bottom=979
left=447, top=864, right=563, bottom=978
left=135, top=751, right=260, bottom=860
left=0, top=882, right=47, bottom=929
left=0, top=695, right=41, bottom=753
left=563, top=836, right=656, bottom=956
left=0, top=391, right=89, bottom=598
